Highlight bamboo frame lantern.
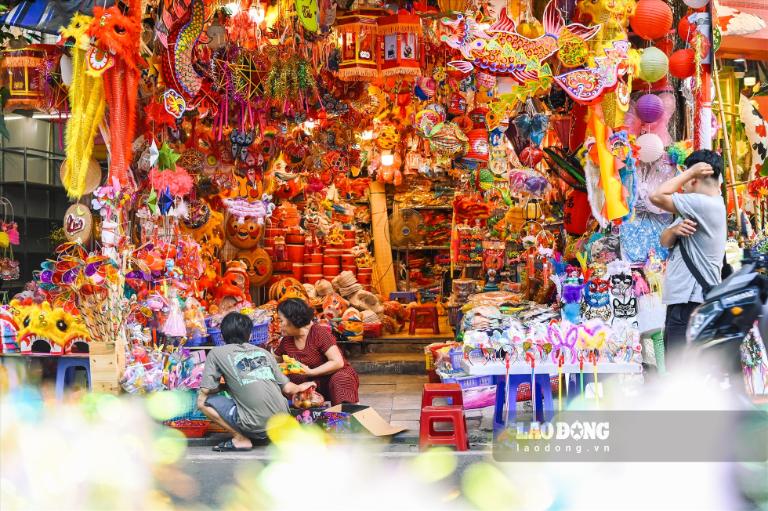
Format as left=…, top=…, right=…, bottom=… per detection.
left=377, top=11, right=422, bottom=78
left=336, top=9, right=383, bottom=81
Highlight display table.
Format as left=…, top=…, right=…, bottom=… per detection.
left=461, top=360, right=642, bottom=428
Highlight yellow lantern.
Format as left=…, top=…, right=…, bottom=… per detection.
left=377, top=12, right=422, bottom=78
left=335, top=9, right=382, bottom=81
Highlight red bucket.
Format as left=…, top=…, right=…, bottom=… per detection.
left=305, top=273, right=322, bottom=284
left=287, top=244, right=305, bottom=263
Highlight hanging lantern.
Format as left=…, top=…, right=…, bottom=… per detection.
left=0, top=45, right=49, bottom=110
left=669, top=48, right=696, bottom=79
left=630, top=0, right=673, bottom=41
left=377, top=11, right=422, bottom=78
left=335, top=9, right=382, bottom=81
left=437, top=0, right=466, bottom=14
left=636, top=94, right=664, bottom=123
left=638, top=47, right=668, bottom=83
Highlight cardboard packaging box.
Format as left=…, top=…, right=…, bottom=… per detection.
left=322, top=404, right=406, bottom=436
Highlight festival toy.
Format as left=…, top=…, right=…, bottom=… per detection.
left=554, top=40, right=632, bottom=106
left=59, top=13, right=106, bottom=200
left=157, top=0, right=208, bottom=104
left=0, top=307, right=19, bottom=353
left=440, top=1, right=599, bottom=84
left=13, top=299, right=91, bottom=355
left=292, top=386, right=324, bottom=409
left=87, top=0, right=144, bottom=189
left=280, top=355, right=305, bottom=375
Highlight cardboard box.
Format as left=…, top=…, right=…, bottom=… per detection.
left=322, top=404, right=406, bottom=437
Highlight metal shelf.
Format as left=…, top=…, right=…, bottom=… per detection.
left=0, top=181, right=64, bottom=191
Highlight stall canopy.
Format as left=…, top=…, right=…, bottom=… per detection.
left=0, top=1, right=107, bottom=34
left=718, top=0, right=768, bottom=60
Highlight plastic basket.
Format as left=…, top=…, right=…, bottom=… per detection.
left=164, top=419, right=210, bottom=438
left=250, top=320, right=271, bottom=346
left=167, top=390, right=207, bottom=421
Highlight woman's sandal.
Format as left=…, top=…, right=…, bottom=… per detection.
left=212, top=439, right=253, bottom=452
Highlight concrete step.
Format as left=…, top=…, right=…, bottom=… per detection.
left=340, top=339, right=435, bottom=355
left=348, top=352, right=426, bottom=375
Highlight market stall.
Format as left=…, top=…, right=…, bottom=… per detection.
left=1, top=0, right=767, bottom=426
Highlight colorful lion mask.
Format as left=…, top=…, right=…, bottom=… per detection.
left=12, top=300, right=91, bottom=355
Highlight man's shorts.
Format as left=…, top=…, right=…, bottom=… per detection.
left=204, top=394, right=267, bottom=441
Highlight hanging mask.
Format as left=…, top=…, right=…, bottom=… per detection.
left=513, top=113, right=549, bottom=147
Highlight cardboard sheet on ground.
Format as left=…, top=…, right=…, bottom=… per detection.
left=324, top=404, right=406, bottom=436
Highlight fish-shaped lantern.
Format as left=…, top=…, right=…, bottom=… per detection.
left=554, top=40, right=632, bottom=105
left=439, top=1, right=600, bottom=84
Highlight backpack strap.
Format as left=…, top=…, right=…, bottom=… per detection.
left=677, top=241, right=714, bottom=295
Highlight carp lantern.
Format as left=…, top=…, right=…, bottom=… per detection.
left=377, top=11, right=422, bottom=78
left=336, top=9, right=382, bottom=81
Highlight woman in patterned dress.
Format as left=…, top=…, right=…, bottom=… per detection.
left=275, top=298, right=359, bottom=405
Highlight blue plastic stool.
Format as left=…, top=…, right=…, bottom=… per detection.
left=55, top=357, right=91, bottom=401
left=493, top=374, right=554, bottom=430
left=389, top=291, right=418, bottom=304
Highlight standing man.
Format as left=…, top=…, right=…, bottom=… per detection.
left=650, top=150, right=727, bottom=366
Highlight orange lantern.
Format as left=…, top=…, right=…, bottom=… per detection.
left=630, top=0, right=673, bottom=41
left=336, top=9, right=382, bottom=81
left=0, top=45, right=50, bottom=110
left=377, top=11, right=422, bottom=78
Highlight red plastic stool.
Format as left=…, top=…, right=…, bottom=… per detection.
left=421, top=382, right=463, bottom=409
left=409, top=304, right=440, bottom=335
left=419, top=405, right=469, bottom=451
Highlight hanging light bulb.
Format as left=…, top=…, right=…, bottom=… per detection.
left=381, top=152, right=395, bottom=166
left=248, top=2, right=265, bottom=23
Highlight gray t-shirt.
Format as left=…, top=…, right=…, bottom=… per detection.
left=201, top=343, right=290, bottom=434
left=662, top=192, right=726, bottom=305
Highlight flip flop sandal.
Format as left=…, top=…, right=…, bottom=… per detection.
left=212, top=439, right=252, bottom=452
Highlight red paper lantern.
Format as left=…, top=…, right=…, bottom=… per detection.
left=564, top=189, right=590, bottom=236
left=630, top=0, right=673, bottom=41
left=669, top=48, right=696, bottom=79
left=677, top=16, right=694, bottom=41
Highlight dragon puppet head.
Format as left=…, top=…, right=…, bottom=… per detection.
left=87, top=0, right=144, bottom=71
left=12, top=299, right=91, bottom=355
left=59, top=13, right=94, bottom=51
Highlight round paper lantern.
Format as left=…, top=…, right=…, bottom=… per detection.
left=677, top=17, right=694, bottom=41
left=636, top=133, right=665, bottom=163
left=630, top=0, right=673, bottom=41
left=637, top=94, right=664, bottom=124
left=669, top=48, right=696, bottom=79
left=683, top=0, right=708, bottom=8
left=639, top=47, right=669, bottom=83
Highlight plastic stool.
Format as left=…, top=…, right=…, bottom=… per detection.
left=409, top=304, right=440, bottom=335
left=421, top=383, right=463, bottom=408
left=389, top=291, right=418, bottom=304
left=493, top=374, right=554, bottom=429
left=55, top=357, right=91, bottom=401
left=419, top=405, right=469, bottom=451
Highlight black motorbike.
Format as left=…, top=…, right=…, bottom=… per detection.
left=686, top=248, right=768, bottom=391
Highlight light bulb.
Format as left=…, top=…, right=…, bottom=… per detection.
left=361, top=130, right=374, bottom=140
left=744, top=76, right=756, bottom=87
left=381, top=152, right=395, bottom=166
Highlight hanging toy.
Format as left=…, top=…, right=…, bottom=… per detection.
left=87, top=0, right=144, bottom=190
left=59, top=14, right=106, bottom=200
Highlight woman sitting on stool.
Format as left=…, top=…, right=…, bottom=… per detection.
left=275, top=298, right=359, bottom=405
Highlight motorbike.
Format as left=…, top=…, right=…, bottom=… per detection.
left=686, top=248, right=768, bottom=392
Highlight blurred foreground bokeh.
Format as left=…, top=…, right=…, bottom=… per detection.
left=1, top=363, right=767, bottom=510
